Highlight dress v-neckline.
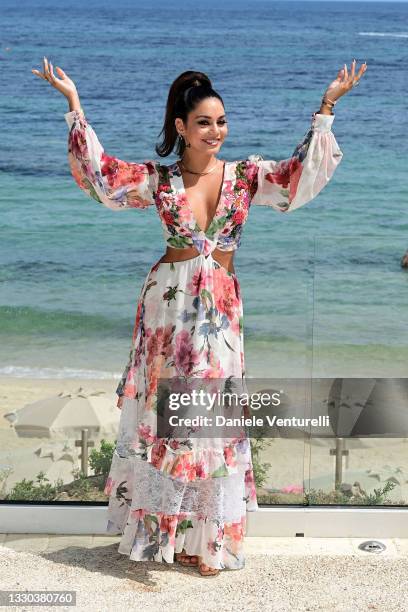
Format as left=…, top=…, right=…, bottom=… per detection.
left=171, top=160, right=227, bottom=236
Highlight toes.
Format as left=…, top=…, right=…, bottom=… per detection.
left=199, top=562, right=219, bottom=574
left=197, top=557, right=219, bottom=574
left=175, top=551, right=199, bottom=565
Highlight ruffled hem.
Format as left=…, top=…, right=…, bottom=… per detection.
left=107, top=509, right=247, bottom=570
left=104, top=448, right=259, bottom=515
left=145, top=436, right=250, bottom=482
left=103, top=438, right=258, bottom=569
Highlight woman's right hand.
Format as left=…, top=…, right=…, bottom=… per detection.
left=32, top=57, right=78, bottom=100
left=117, top=395, right=124, bottom=408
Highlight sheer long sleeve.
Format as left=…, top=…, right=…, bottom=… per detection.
left=247, top=112, right=343, bottom=213
left=64, top=109, right=159, bottom=211
left=115, top=347, right=133, bottom=400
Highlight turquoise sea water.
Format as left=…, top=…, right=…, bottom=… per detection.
left=1, top=0, right=407, bottom=381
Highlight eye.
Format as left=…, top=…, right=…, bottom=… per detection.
left=197, top=120, right=228, bottom=126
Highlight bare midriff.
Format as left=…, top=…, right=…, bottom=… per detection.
left=157, top=246, right=235, bottom=275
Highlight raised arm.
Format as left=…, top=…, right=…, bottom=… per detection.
left=247, top=112, right=343, bottom=213
left=31, top=57, right=159, bottom=211
left=65, top=108, right=159, bottom=211
left=246, top=60, right=367, bottom=213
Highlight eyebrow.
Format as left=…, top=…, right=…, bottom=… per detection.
left=195, top=114, right=226, bottom=119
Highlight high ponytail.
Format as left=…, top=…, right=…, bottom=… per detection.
left=155, top=70, right=224, bottom=158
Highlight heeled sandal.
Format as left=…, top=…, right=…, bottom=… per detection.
left=174, top=550, right=199, bottom=566
left=198, top=558, right=220, bottom=576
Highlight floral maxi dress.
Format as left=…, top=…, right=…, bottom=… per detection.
left=64, top=107, right=343, bottom=569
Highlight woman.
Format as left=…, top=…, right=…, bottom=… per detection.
left=32, top=58, right=367, bottom=576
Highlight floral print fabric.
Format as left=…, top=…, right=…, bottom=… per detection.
left=104, top=436, right=257, bottom=569
left=64, top=108, right=342, bottom=568
left=112, top=253, right=250, bottom=484
left=65, top=109, right=343, bottom=256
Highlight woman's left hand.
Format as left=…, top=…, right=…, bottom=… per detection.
left=323, top=59, right=368, bottom=103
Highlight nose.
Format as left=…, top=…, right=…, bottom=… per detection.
left=209, top=126, right=221, bottom=138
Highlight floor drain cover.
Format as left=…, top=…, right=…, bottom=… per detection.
left=358, top=540, right=386, bottom=553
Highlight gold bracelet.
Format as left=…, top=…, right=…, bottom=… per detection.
left=324, top=96, right=337, bottom=105
left=322, top=96, right=337, bottom=108
left=320, top=96, right=336, bottom=115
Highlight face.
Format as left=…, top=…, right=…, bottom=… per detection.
left=175, top=97, right=228, bottom=154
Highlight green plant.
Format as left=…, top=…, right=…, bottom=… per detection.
left=6, top=471, right=64, bottom=501
left=305, top=488, right=355, bottom=505
left=257, top=491, right=305, bottom=505
left=88, top=438, right=116, bottom=476
left=360, top=480, right=397, bottom=505
left=3, top=439, right=117, bottom=502
left=305, top=480, right=398, bottom=506
left=250, top=436, right=272, bottom=488
left=69, top=468, right=93, bottom=497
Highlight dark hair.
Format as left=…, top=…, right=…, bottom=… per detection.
left=155, top=70, right=225, bottom=158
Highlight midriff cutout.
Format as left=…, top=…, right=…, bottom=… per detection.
left=158, top=246, right=235, bottom=275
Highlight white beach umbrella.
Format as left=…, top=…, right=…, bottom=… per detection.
left=5, top=387, right=120, bottom=439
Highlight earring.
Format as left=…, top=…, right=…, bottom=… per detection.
left=178, top=133, right=191, bottom=148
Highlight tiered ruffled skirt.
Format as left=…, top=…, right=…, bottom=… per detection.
left=103, top=252, right=258, bottom=570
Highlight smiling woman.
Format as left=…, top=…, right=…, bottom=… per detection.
left=33, top=55, right=357, bottom=575
left=62, top=71, right=343, bottom=575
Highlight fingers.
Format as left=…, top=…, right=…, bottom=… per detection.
left=43, top=56, right=54, bottom=84
left=350, top=59, right=356, bottom=88
left=352, top=61, right=368, bottom=86
left=332, top=60, right=367, bottom=97
left=49, top=60, right=57, bottom=82
left=359, top=62, right=368, bottom=76
left=340, top=59, right=368, bottom=89
left=32, top=56, right=61, bottom=85
left=31, top=69, right=47, bottom=80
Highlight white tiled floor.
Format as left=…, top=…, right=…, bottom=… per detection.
left=1, top=534, right=407, bottom=557
left=243, top=536, right=403, bottom=556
